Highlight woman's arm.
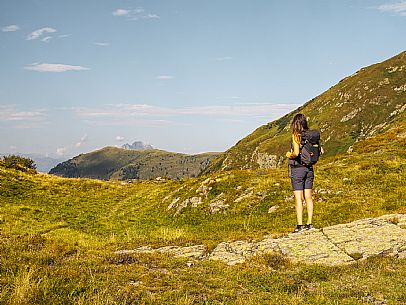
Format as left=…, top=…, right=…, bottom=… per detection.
left=286, top=134, right=300, bottom=158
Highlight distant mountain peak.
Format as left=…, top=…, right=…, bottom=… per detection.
left=121, top=141, right=154, bottom=150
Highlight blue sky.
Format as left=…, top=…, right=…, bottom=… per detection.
left=0, top=0, right=405, bottom=158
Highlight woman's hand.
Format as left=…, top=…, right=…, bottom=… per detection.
left=286, top=151, right=292, bottom=158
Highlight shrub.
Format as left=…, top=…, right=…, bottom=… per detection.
left=1, top=155, right=37, bottom=174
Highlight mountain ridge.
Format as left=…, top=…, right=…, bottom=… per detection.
left=201, top=50, right=406, bottom=175
left=49, top=146, right=220, bottom=180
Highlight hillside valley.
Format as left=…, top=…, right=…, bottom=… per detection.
left=1, top=118, right=405, bottom=303
left=48, top=51, right=406, bottom=181
left=1, top=51, right=406, bottom=304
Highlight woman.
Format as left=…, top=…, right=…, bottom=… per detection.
left=286, top=113, right=315, bottom=233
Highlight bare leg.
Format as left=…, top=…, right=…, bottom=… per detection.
left=304, top=188, right=313, bottom=224
left=294, top=190, right=303, bottom=225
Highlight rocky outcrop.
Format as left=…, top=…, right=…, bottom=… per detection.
left=210, top=240, right=259, bottom=265
left=208, top=214, right=406, bottom=265
left=322, top=215, right=406, bottom=259
left=165, top=177, right=264, bottom=215
left=122, top=141, right=154, bottom=150
left=116, top=214, right=406, bottom=266
left=208, top=230, right=355, bottom=266
left=115, top=245, right=206, bottom=259
left=250, top=147, right=284, bottom=169
left=209, top=198, right=229, bottom=214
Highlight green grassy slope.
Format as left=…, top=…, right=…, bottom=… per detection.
left=49, top=146, right=219, bottom=180
left=1, top=123, right=405, bottom=304
left=201, top=50, right=406, bottom=174
left=4, top=124, right=404, bottom=247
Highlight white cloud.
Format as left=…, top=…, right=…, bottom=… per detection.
left=94, top=42, right=110, bottom=46
left=143, top=14, right=160, bottom=19
left=2, top=25, right=19, bottom=32
left=56, top=147, right=67, bottom=156
left=377, top=1, right=406, bottom=16
left=215, top=56, right=233, bottom=61
left=113, top=9, right=130, bottom=16
left=113, top=8, right=159, bottom=20
left=116, top=136, right=125, bottom=141
left=86, top=118, right=177, bottom=127
left=175, top=104, right=301, bottom=116
left=216, top=96, right=242, bottom=100
left=58, top=34, right=71, bottom=38
left=218, top=118, right=244, bottom=123
left=75, top=134, right=88, bottom=148
left=0, top=105, right=48, bottom=129
left=3, top=111, right=46, bottom=121
left=156, top=75, right=174, bottom=80
left=73, top=102, right=300, bottom=127
left=27, top=27, right=57, bottom=40
left=0, top=105, right=47, bottom=122
left=41, top=36, right=52, bottom=42
left=24, top=63, right=89, bottom=72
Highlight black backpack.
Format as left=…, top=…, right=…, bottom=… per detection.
left=300, top=130, right=321, bottom=167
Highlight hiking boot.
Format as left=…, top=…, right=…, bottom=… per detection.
left=293, top=225, right=304, bottom=233
left=304, top=224, right=315, bottom=230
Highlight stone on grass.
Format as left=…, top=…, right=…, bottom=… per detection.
left=116, top=214, right=406, bottom=266
left=115, top=244, right=206, bottom=259
left=268, top=205, right=278, bottom=213
left=209, top=199, right=229, bottom=214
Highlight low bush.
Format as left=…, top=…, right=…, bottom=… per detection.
left=1, top=155, right=37, bottom=174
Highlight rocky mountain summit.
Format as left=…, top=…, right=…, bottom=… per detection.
left=121, top=141, right=154, bottom=150
left=115, top=214, right=406, bottom=266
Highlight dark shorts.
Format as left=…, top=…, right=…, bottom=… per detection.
left=289, top=165, right=314, bottom=191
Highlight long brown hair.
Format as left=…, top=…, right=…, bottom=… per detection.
left=291, top=113, right=309, bottom=143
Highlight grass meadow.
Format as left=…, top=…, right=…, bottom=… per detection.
left=0, top=125, right=405, bottom=304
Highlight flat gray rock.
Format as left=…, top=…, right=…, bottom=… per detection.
left=209, top=240, right=257, bottom=265
left=277, top=230, right=354, bottom=265
left=116, top=214, right=406, bottom=266
left=322, top=217, right=406, bottom=259
left=115, top=244, right=206, bottom=259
